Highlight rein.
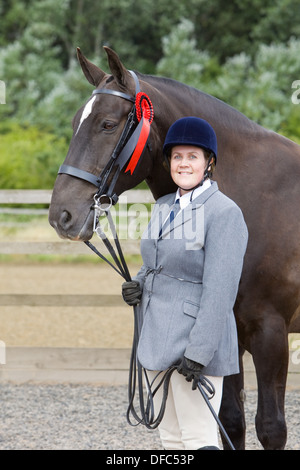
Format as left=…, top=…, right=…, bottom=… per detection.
left=84, top=200, right=225, bottom=434
left=85, top=200, right=176, bottom=430
left=85, top=203, right=235, bottom=448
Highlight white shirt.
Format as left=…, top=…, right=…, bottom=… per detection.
left=174, top=179, right=212, bottom=210
left=159, top=179, right=212, bottom=236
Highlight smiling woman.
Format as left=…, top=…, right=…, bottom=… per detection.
left=163, top=117, right=217, bottom=197
left=170, top=145, right=213, bottom=195
left=122, top=116, right=248, bottom=450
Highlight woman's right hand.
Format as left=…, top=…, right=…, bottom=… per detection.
left=122, top=280, right=142, bottom=306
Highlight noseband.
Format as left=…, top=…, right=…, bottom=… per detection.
left=58, top=71, right=154, bottom=205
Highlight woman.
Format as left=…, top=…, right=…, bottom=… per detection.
left=122, top=116, right=248, bottom=450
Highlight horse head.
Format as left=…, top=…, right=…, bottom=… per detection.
left=49, top=47, right=169, bottom=241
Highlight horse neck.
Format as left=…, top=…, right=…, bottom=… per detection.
left=143, top=72, right=265, bottom=136
left=140, top=74, right=243, bottom=199
left=140, top=73, right=300, bottom=223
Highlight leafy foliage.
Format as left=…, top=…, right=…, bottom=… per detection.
left=157, top=19, right=300, bottom=135
left=0, top=0, right=300, bottom=188
left=0, top=122, right=68, bottom=189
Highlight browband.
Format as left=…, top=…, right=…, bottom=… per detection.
left=92, top=88, right=135, bottom=102
left=91, top=69, right=140, bottom=103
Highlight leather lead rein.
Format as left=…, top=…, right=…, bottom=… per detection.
left=84, top=205, right=236, bottom=449
left=84, top=207, right=175, bottom=430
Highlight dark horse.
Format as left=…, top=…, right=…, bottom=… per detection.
left=49, top=47, right=300, bottom=450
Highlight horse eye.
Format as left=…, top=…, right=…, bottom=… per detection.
left=103, top=121, right=117, bottom=131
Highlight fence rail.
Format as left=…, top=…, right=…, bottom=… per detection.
left=0, top=189, right=155, bottom=205
left=0, top=189, right=153, bottom=378
left=0, top=189, right=154, bottom=255
left=1, top=190, right=299, bottom=386
left=0, top=189, right=53, bottom=204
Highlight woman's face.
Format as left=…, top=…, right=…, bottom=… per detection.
left=170, top=145, right=207, bottom=195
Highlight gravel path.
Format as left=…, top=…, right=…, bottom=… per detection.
left=0, top=383, right=299, bottom=450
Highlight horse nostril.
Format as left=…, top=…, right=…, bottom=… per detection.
left=59, top=210, right=72, bottom=229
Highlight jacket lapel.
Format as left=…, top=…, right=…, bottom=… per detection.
left=190, top=181, right=219, bottom=211
left=150, top=193, right=174, bottom=240
left=160, top=181, right=219, bottom=238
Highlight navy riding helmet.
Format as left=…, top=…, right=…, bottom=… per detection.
left=163, top=116, right=218, bottom=163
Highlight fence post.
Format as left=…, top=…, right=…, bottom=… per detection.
left=0, top=81, right=5, bottom=104
left=0, top=340, right=6, bottom=364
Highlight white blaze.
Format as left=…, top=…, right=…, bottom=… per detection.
left=75, top=95, right=96, bottom=135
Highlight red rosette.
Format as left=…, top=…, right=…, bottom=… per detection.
left=135, top=92, right=154, bottom=123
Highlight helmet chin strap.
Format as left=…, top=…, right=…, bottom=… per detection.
left=177, top=153, right=215, bottom=201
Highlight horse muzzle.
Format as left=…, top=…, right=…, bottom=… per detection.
left=49, top=205, right=94, bottom=241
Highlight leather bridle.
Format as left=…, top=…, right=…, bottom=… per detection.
left=58, top=71, right=154, bottom=206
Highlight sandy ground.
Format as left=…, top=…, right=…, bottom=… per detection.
left=1, top=262, right=300, bottom=349
left=0, top=263, right=141, bottom=348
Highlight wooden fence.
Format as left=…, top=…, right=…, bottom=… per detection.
left=0, top=189, right=155, bottom=256
left=0, top=189, right=298, bottom=387
left=0, top=189, right=160, bottom=383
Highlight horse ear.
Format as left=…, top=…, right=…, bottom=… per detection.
left=103, top=46, right=132, bottom=90
left=76, top=47, right=106, bottom=87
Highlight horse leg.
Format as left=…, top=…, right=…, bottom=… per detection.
left=250, top=313, right=289, bottom=450
left=219, top=347, right=246, bottom=450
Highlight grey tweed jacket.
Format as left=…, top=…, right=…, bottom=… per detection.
left=135, top=181, right=248, bottom=376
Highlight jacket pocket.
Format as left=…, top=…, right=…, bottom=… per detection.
left=183, top=300, right=199, bottom=319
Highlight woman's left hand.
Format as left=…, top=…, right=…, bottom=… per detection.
left=177, top=356, right=203, bottom=390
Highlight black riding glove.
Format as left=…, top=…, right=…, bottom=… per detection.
left=177, top=356, right=203, bottom=390
left=122, top=280, right=142, bottom=306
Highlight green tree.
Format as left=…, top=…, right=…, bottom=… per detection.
left=157, top=20, right=300, bottom=137
left=156, top=19, right=220, bottom=91
left=0, top=0, right=65, bottom=123
left=214, top=38, right=300, bottom=132
left=0, top=122, right=68, bottom=189
left=36, top=58, right=95, bottom=139
left=192, top=0, right=275, bottom=62
left=1, top=0, right=300, bottom=176
left=252, top=0, right=300, bottom=46
left=0, top=0, right=30, bottom=47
